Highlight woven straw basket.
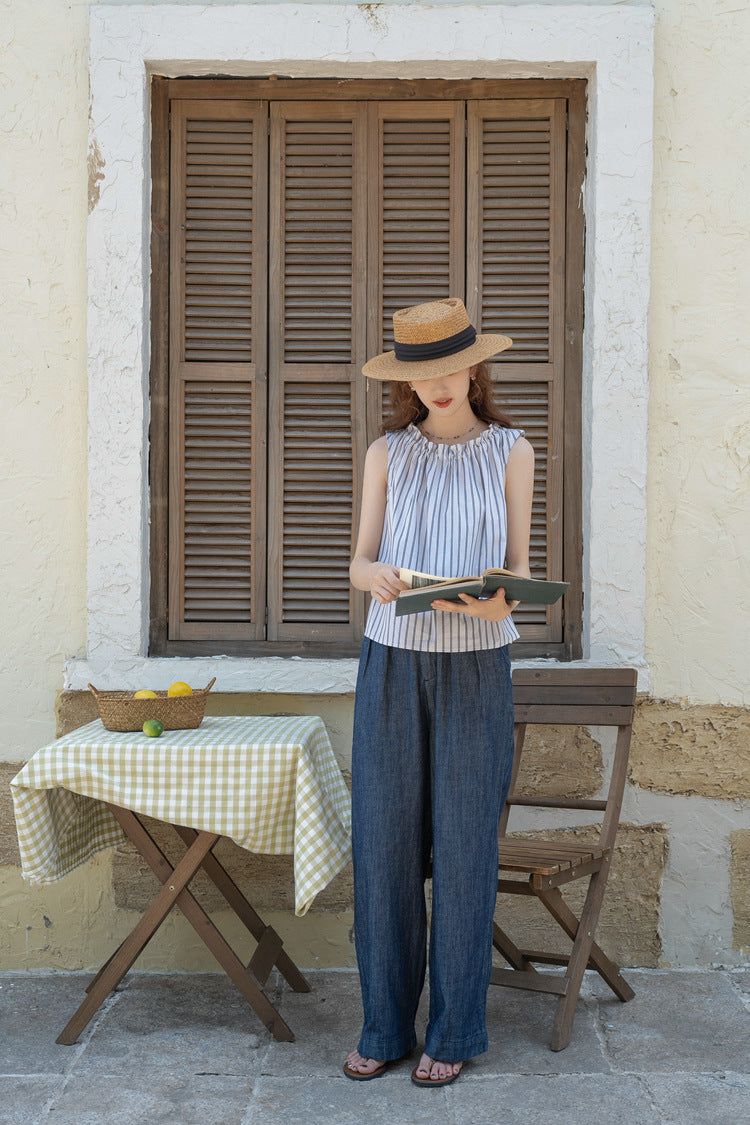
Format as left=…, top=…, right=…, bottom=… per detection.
left=89, top=679, right=216, bottom=732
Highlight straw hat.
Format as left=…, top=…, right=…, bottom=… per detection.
left=362, top=297, right=512, bottom=382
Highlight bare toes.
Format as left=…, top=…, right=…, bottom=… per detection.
left=345, top=1051, right=385, bottom=1075
left=416, top=1053, right=433, bottom=1077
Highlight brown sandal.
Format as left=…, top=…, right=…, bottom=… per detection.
left=411, top=1061, right=463, bottom=1088
left=343, top=1058, right=389, bottom=1081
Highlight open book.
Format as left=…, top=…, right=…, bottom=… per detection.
left=394, top=567, right=569, bottom=617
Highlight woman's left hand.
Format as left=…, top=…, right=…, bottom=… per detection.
left=431, top=588, right=519, bottom=622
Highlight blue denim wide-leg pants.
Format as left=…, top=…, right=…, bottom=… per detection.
left=351, top=638, right=515, bottom=1063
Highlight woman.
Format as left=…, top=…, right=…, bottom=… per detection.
left=344, top=298, right=535, bottom=1087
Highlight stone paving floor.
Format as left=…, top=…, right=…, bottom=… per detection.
left=0, top=968, right=749, bottom=1124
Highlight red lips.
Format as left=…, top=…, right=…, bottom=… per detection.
left=434, top=399, right=452, bottom=408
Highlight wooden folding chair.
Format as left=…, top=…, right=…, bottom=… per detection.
left=491, top=667, right=638, bottom=1051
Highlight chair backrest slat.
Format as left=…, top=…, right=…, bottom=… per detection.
left=512, top=668, right=637, bottom=717
left=513, top=684, right=636, bottom=707
left=507, top=795, right=607, bottom=812
left=513, top=703, right=634, bottom=726
left=512, top=668, right=637, bottom=689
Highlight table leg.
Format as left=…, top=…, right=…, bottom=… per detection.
left=94, top=806, right=294, bottom=1043
left=174, top=825, right=311, bottom=993
left=85, top=941, right=124, bottom=993
left=56, top=827, right=219, bottom=1045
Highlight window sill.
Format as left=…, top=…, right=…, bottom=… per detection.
left=64, top=656, right=361, bottom=694
left=65, top=653, right=648, bottom=695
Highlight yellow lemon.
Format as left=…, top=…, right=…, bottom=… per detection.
left=143, top=719, right=164, bottom=737
left=134, top=689, right=158, bottom=699
left=167, top=681, right=193, bottom=697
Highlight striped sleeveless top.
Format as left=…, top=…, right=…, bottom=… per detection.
left=365, top=422, right=524, bottom=652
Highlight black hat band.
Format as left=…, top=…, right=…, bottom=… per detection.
left=393, top=324, right=477, bottom=362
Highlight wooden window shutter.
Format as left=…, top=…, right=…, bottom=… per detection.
left=467, top=99, right=567, bottom=646
left=168, top=101, right=268, bottom=640
left=267, top=102, right=368, bottom=641
left=155, top=79, right=583, bottom=658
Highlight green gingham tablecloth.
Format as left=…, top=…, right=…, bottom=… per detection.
left=10, top=715, right=352, bottom=916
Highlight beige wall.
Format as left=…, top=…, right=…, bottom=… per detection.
left=647, top=0, right=750, bottom=704
left=1, top=0, right=748, bottom=971
left=1, top=0, right=89, bottom=764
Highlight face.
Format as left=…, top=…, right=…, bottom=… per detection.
left=410, top=368, right=472, bottom=419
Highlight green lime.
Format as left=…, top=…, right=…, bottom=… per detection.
left=143, top=719, right=164, bottom=737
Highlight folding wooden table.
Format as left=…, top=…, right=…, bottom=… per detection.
left=11, top=715, right=352, bottom=1045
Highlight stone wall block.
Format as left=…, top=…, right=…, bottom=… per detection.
left=494, top=823, right=668, bottom=968
left=0, top=762, right=23, bottom=865
left=630, top=700, right=750, bottom=800
left=56, top=689, right=98, bottom=737
left=515, top=725, right=603, bottom=799
left=730, top=830, right=750, bottom=951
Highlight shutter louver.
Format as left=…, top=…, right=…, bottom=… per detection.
left=375, top=104, right=465, bottom=351
left=468, top=100, right=567, bottom=644
left=169, top=101, right=267, bottom=640
left=182, top=382, right=254, bottom=623
left=268, top=103, right=366, bottom=641
left=281, top=116, right=355, bottom=363
left=480, top=116, right=551, bottom=361
left=184, top=117, right=254, bottom=362
left=280, top=383, right=354, bottom=624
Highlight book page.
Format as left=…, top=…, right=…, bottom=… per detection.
left=399, top=567, right=447, bottom=589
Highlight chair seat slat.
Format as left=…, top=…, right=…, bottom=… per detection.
left=497, top=853, right=600, bottom=865
left=496, top=846, right=585, bottom=859
left=497, top=840, right=605, bottom=876
left=498, top=861, right=567, bottom=875
left=496, top=850, right=574, bottom=864
left=502, top=841, right=602, bottom=855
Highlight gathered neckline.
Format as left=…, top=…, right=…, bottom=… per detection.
left=405, top=421, right=501, bottom=454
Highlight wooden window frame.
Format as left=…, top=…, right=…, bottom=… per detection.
left=149, top=76, right=586, bottom=660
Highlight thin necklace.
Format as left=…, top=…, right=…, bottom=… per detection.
left=419, top=420, right=480, bottom=443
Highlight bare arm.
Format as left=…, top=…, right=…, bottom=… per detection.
left=431, top=435, right=535, bottom=620
left=503, top=435, right=535, bottom=579
left=350, top=437, right=408, bottom=604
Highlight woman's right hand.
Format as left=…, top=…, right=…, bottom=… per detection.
left=369, top=563, right=409, bottom=604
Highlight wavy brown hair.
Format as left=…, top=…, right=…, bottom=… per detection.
left=381, top=362, right=514, bottom=432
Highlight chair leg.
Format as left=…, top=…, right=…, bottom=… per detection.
left=492, top=920, right=539, bottom=974
left=544, top=870, right=609, bottom=1051
left=539, top=886, right=634, bottom=1002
